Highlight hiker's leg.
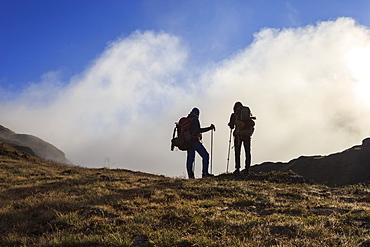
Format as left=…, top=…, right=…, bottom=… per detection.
left=186, top=148, right=195, bottom=178
left=243, top=135, right=251, bottom=172
left=234, top=136, right=241, bottom=170
left=193, top=142, right=209, bottom=175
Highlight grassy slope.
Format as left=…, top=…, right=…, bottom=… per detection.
left=1, top=143, right=370, bottom=247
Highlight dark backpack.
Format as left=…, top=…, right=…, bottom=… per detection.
left=171, top=117, right=193, bottom=151
left=235, top=106, right=255, bottom=134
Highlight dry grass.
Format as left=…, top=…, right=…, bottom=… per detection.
left=1, top=143, right=370, bottom=246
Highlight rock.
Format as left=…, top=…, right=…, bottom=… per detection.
left=138, top=178, right=150, bottom=183
left=131, top=235, right=154, bottom=247
left=269, top=225, right=295, bottom=236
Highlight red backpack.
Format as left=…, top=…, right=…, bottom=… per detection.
left=171, top=117, right=193, bottom=151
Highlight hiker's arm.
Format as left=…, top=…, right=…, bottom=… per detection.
left=199, top=123, right=216, bottom=133
left=199, top=126, right=213, bottom=133
left=228, top=113, right=235, bottom=129
left=193, top=119, right=214, bottom=134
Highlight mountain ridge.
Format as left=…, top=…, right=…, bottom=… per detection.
left=0, top=124, right=70, bottom=164
left=251, top=138, right=370, bottom=186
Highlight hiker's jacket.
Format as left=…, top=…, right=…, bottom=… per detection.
left=228, top=113, right=241, bottom=136
left=187, top=114, right=212, bottom=142
left=228, top=113, right=236, bottom=130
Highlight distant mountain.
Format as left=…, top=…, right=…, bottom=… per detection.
left=0, top=125, right=70, bottom=164
left=250, top=138, right=370, bottom=186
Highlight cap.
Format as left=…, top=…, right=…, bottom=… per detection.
left=190, top=107, right=200, bottom=117
left=233, top=102, right=242, bottom=112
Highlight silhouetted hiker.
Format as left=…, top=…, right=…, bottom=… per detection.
left=186, top=107, right=216, bottom=179
left=228, top=102, right=255, bottom=175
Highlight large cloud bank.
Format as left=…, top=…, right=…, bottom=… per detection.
left=2, top=18, right=370, bottom=177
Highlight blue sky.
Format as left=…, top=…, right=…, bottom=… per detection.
left=2, top=1, right=370, bottom=177
left=2, top=0, right=370, bottom=90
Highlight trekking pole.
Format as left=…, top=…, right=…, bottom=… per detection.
left=210, top=129, right=214, bottom=173
left=226, top=129, right=232, bottom=173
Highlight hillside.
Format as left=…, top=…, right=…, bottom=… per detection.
left=250, top=138, right=370, bottom=186
left=0, top=125, right=70, bottom=164
left=1, top=143, right=370, bottom=246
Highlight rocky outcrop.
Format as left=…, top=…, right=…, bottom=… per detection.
left=0, top=125, right=70, bottom=164
left=250, top=138, right=370, bottom=186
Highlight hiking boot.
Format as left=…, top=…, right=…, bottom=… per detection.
left=233, top=169, right=241, bottom=175
left=202, top=173, right=214, bottom=178
left=241, top=169, right=250, bottom=176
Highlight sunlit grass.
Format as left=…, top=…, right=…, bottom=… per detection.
left=1, top=143, right=370, bottom=246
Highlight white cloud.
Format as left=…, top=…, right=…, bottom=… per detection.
left=2, top=18, right=370, bottom=177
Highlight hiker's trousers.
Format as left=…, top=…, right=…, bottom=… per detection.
left=186, top=141, right=209, bottom=178
left=234, top=135, right=251, bottom=171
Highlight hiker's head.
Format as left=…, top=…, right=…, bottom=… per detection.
left=233, top=102, right=243, bottom=112
left=190, top=108, right=200, bottom=117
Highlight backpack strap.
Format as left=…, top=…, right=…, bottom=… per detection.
left=172, top=124, right=178, bottom=139
left=171, top=124, right=179, bottom=151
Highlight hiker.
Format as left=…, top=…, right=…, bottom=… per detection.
left=186, top=107, right=216, bottom=179
left=228, top=102, right=255, bottom=175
